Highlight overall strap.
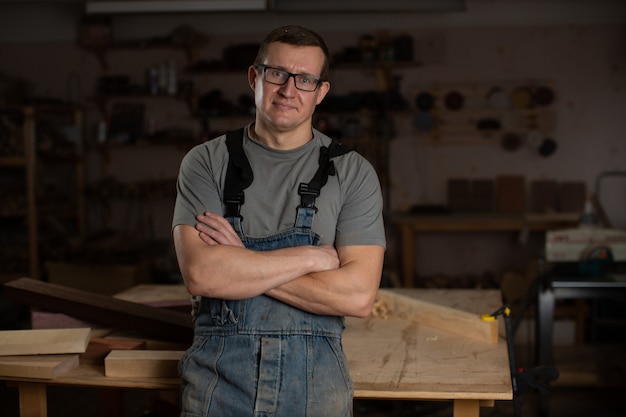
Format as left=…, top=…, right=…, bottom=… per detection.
left=223, top=128, right=352, bottom=223
left=223, top=128, right=253, bottom=219
left=297, top=140, right=353, bottom=212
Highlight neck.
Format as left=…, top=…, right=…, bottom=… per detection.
left=251, top=122, right=314, bottom=150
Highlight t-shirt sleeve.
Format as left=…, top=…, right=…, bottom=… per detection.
left=334, top=153, right=386, bottom=249
left=171, top=142, right=224, bottom=230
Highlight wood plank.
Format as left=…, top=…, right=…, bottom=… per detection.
left=373, top=289, right=499, bottom=344
left=114, top=284, right=190, bottom=305
left=0, top=328, right=90, bottom=356
left=104, top=350, right=183, bottom=378
left=2, top=278, right=193, bottom=344
left=0, top=354, right=79, bottom=379
left=81, top=338, right=147, bottom=365
left=101, top=329, right=190, bottom=352
left=114, top=284, right=191, bottom=313
left=345, top=317, right=511, bottom=400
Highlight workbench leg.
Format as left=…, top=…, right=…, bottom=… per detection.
left=536, top=285, right=555, bottom=366
left=535, top=283, right=555, bottom=417
left=17, top=381, right=47, bottom=417
left=453, top=399, right=480, bottom=417
left=401, top=224, right=415, bottom=288
left=100, top=388, right=124, bottom=417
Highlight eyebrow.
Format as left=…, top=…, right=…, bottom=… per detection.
left=265, top=64, right=319, bottom=78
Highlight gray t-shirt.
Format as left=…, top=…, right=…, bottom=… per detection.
left=172, top=125, right=385, bottom=249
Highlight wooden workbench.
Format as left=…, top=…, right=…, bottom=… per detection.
left=2, top=286, right=511, bottom=417
left=346, top=288, right=511, bottom=417
left=386, top=212, right=578, bottom=287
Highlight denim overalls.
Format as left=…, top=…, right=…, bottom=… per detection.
left=178, top=130, right=354, bottom=417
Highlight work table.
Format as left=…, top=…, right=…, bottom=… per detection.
left=386, top=212, right=579, bottom=287
left=2, top=286, right=511, bottom=417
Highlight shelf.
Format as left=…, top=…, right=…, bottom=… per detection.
left=0, top=156, right=27, bottom=167
left=0, top=105, right=85, bottom=280
left=184, top=60, right=422, bottom=76
left=84, top=40, right=204, bottom=72
left=0, top=203, right=79, bottom=219
left=333, top=60, right=422, bottom=70
left=90, top=92, right=194, bottom=117
left=185, top=65, right=250, bottom=75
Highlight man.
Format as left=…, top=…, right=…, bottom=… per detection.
left=172, top=25, right=385, bottom=417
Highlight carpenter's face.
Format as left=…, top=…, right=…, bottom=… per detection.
left=249, top=42, right=330, bottom=134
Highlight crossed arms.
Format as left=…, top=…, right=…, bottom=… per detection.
left=173, top=212, right=384, bottom=318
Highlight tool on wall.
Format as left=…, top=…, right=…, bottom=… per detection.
left=483, top=305, right=559, bottom=417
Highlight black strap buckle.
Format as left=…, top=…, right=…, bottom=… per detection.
left=298, top=183, right=319, bottom=212
left=224, top=191, right=245, bottom=218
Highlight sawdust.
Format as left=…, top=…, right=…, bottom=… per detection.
left=370, top=298, right=389, bottom=319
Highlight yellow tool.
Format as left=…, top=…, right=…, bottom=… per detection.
left=481, top=306, right=510, bottom=322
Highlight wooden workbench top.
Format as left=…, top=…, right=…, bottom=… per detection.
left=345, top=288, right=511, bottom=401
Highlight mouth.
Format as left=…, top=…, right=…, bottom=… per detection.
left=273, top=100, right=295, bottom=111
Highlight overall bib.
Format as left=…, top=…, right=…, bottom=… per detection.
left=178, top=130, right=354, bottom=417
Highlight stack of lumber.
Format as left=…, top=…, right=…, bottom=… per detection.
left=0, top=328, right=90, bottom=379
left=1, top=278, right=191, bottom=380
left=0, top=327, right=183, bottom=380
left=2, top=277, right=193, bottom=343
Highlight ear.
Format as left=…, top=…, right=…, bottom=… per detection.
left=315, top=81, right=331, bottom=105
left=248, top=66, right=258, bottom=91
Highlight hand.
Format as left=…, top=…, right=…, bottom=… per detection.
left=313, top=244, right=341, bottom=272
left=195, top=212, right=244, bottom=247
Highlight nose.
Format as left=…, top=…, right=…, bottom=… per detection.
left=279, top=74, right=298, bottom=95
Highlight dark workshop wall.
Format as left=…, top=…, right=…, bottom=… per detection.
left=0, top=1, right=624, bottom=281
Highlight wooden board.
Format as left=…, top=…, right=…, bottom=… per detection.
left=114, top=284, right=191, bottom=313
left=372, top=289, right=499, bottom=344
left=104, top=350, right=183, bottom=378
left=0, top=354, right=79, bottom=379
left=81, top=338, right=147, bottom=365
left=0, top=328, right=90, bottom=356
left=344, top=316, right=511, bottom=400
left=3, top=277, right=193, bottom=344
left=114, top=284, right=190, bottom=306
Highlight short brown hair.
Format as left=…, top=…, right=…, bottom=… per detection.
left=253, top=25, right=330, bottom=81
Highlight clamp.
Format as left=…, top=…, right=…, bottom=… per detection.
left=483, top=305, right=559, bottom=417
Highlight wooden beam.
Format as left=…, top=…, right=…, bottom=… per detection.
left=373, top=289, right=499, bottom=344
left=0, top=328, right=90, bottom=356
left=82, top=338, right=147, bottom=365
left=0, top=354, right=79, bottom=379
left=3, top=278, right=193, bottom=344
left=104, top=350, right=183, bottom=378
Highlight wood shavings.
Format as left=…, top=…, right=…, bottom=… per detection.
left=371, top=298, right=389, bottom=319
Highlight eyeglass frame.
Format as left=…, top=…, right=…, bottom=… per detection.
left=255, top=64, right=325, bottom=92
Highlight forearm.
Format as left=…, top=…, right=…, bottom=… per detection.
left=266, top=245, right=385, bottom=318
left=184, top=245, right=320, bottom=299
left=174, top=224, right=338, bottom=300
left=266, top=272, right=368, bottom=317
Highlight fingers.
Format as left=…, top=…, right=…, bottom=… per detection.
left=196, top=212, right=244, bottom=247
left=198, top=231, right=218, bottom=246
